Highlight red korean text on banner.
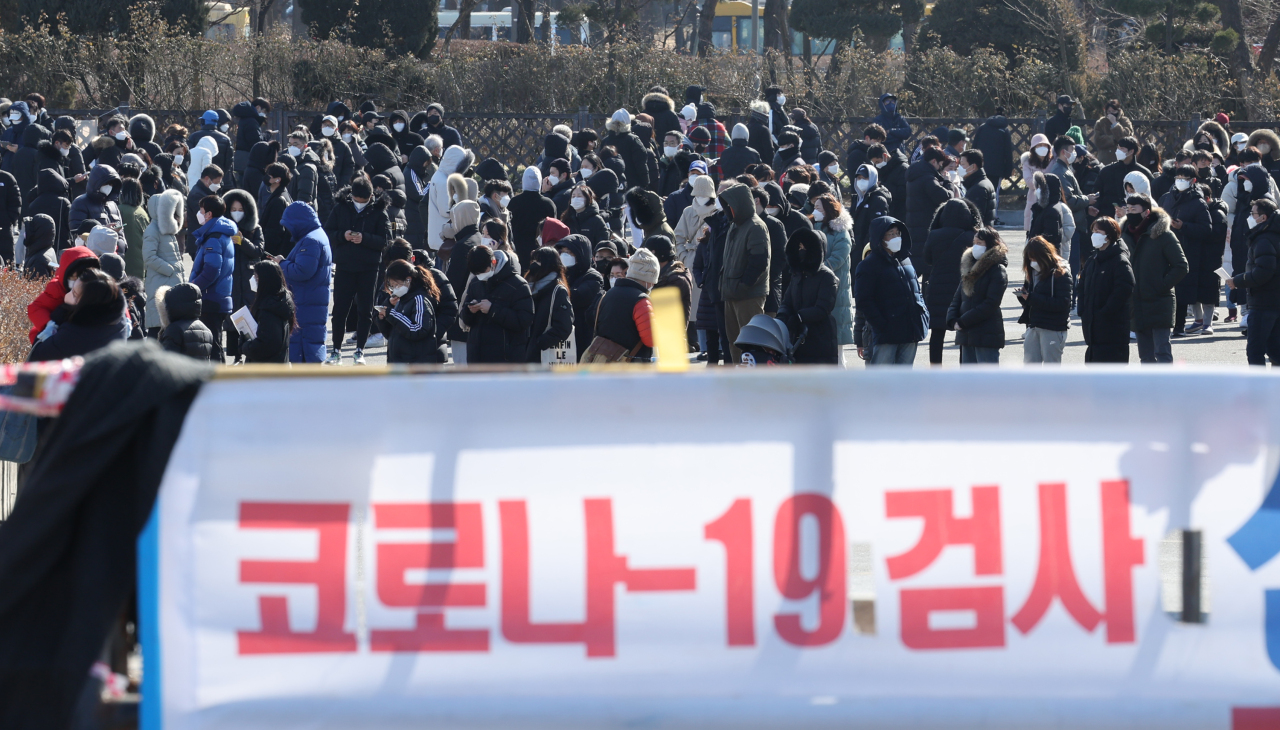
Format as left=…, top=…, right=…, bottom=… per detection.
left=773, top=494, right=846, bottom=646
left=370, top=502, right=489, bottom=652
left=886, top=486, right=1005, bottom=650
left=500, top=499, right=697, bottom=658
left=237, top=502, right=358, bottom=655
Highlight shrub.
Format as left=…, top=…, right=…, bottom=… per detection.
left=0, top=270, right=46, bottom=364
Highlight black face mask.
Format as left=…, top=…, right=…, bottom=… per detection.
left=1126, top=212, right=1146, bottom=227
left=427, top=115, right=441, bottom=126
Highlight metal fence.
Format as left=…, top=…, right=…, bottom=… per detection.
left=53, top=106, right=1280, bottom=191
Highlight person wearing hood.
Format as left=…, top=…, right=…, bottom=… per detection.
left=255, top=162, right=294, bottom=257
left=11, top=122, right=50, bottom=203
left=1122, top=194, right=1189, bottom=363
left=674, top=173, right=720, bottom=281
left=22, top=213, right=58, bottom=279
left=771, top=131, right=804, bottom=173
left=420, top=103, right=463, bottom=151
left=762, top=86, right=789, bottom=136
left=403, top=145, right=435, bottom=247
left=601, top=110, right=652, bottom=191
left=811, top=193, right=854, bottom=350
left=970, top=111, right=1013, bottom=216
left=657, top=136, right=691, bottom=197
left=939, top=227, right=1006, bottom=363
left=921, top=198, right=982, bottom=364
left=632, top=120, right=662, bottom=192
left=789, top=108, right=822, bottom=165
left=855, top=216, right=928, bottom=364
left=27, top=245, right=100, bottom=342
left=141, top=188, right=187, bottom=335
left=642, top=88, right=682, bottom=147
left=223, top=188, right=266, bottom=338
left=28, top=268, right=129, bottom=362
left=905, top=147, right=954, bottom=278
left=231, top=98, right=271, bottom=176
left=521, top=246, right=575, bottom=362
left=1228, top=198, right=1280, bottom=363
left=625, top=186, right=674, bottom=250
left=284, top=130, right=321, bottom=207
left=188, top=194, right=237, bottom=363
left=1158, top=164, right=1213, bottom=337
left=69, top=164, right=127, bottom=257
left=187, top=110, right=235, bottom=184
left=238, top=139, right=277, bottom=200
left=310, top=100, right=352, bottom=138
left=717, top=183, right=771, bottom=361
left=426, top=145, right=477, bottom=256
left=186, top=135, right=221, bottom=193
left=1248, top=128, right=1280, bottom=189
left=959, top=149, right=996, bottom=227
left=242, top=260, right=296, bottom=363
left=1028, top=171, right=1064, bottom=254
left=561, top=184, right=609, bottom=248
left=648, top=234, right=694, bottom=324
left=870, top=94, right=912, bottom=155
left=1185, top=120, right=1229, bottom=159
left=324, top=175, right=390, bottom=365
left=720, top=123, right=761, bottom=181
left=0, top=101, right=32, bottom=169
left=457, top=243, right=534, bottom=363
left=116, top=179, right=150, bottom=279
left=1089, top=136, right=1151, bottom=225
left=746, top=100, right=777, bottom=167
left=155, top=283, right=215, bottom=360
left=26, top=168, right=71, bottom=252
left=386, top=110, right=423, bottom=157
left=507, top=165, right=557, bottom=264
left=1228, top=132, right=1249, bottom=167
left=1078, top=216, right=1135, bottom=362
left=850, top=162, right=891, bottom=255
left=773, top=226, right=837, bottom=364
left=128, top=114, right=162, bottom=161
left=442, top=200, right=484, bottom=363
left=276, top=200, right=332, bottom=363
left=553, top=233, right=604, bottom=353
left=662, top=155, right=699, bottom=224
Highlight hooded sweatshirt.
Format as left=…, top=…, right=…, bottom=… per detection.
left=718, top=184, right=770, bottom=301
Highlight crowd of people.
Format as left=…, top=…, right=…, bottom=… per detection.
left=2, top=86, right=1279, bottom=367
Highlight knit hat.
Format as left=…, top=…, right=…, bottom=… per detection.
left=98, top=252, right=125, bottom=281
left=731, top=123, right=749, bottom=141
left=1065, top=126, right=1085, bottom=146
left=84, top=226, right=118, bottom=256
left=688, top=127, right=711, bottom=145
left=521, top=165, right=541, bottom=192
left=691, top=174, right=716, bottom=198
left=680, top=104, right=697, bottom=122
left=626, top=247, right=660, bottom=286
left=688, top=160, right=708, bottom=176
left=541, top=217, right=570, bottom=246
left=1216, top=112, right=1230, bottom=125
left=610, top=108, right=631, bottom=127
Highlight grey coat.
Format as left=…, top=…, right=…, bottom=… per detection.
left=142, top=189, right=188, bottom=325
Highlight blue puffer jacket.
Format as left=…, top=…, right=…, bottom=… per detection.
left=279, top=202, right=332, bottom=362
left=189, top=216, right=237, bottom=315
left=853, top=216, right=929, bottom=345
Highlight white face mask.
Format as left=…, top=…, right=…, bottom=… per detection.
left=499, top=194, right=510, bottom=208
left=813, top=210, right=825, bottom=222
left=99, top=184, right=113, bottom=196
left=289, top=145, right=302, bottom=157
left=197, top=210, right=208, bottom=225
left=1035, top=145, right=1050, bottom=157
left=7, top=113, right=19, bottom=122
left=353, top=200, right=368, bottom=212
left=776, top=94, right=786, bottom=105
left=249, top=275, right=258, bottom=292
left=1067, top=151, right=1078, bottom=163
left=476, top=266, right=496, bottom=281
left=1237, top=142, right=1248, bottom=151
left=112, top=131, right=126, bottom=141
left=342, top=133, right=353, bottom=143
left=664, top=146, right=679, bottom=158
left=321, top=126, right=335, bottom=137
left=571, top=197, right=585, bottom=210
left=1249, top=214, right=1260, bottom=229
left=231, top=210, right=245, bottom=222
left=696, top=196, right=711, bottom=206
left=391, top=284, right=409, bottom=297
left=1091, top=232, right=1108, bottom=248
left=1244, top=179, right=1254, bottom=192
left=856, top=179, right=871, bottom=192
left=1030, top=260, right=1041, bottom=272
left=609, top=275, right=620, bottom=287
left=536, top=235, right=543, bottom=247
left=220, top=123, right=230, bottom=133
left=173, top=154, right=184, bottom=165
left=548, top=175, right=560, bottom=186
left=875, top=159, right=887, bottom=169
left=1175, top=179, right=1192, bottom=191
left=481, top=236, right=494, bottom=247
left=59, top=146, right=70, bottom=157
left=560, top=252, right=576, bottom=267
left=209, top=182, right=221, bottom=192
left=886, top=236, right=903, bottom=253
left=392, top=122, right=405, bottom=133
left=1261, top=144, right=1273, bottom=155
left=765, top=206, right=779, bottom=216
left=827, top=165, right=839, bottom=176
left=580, top=168, right=593, bottom=179
left=1115, top=149, right=1128, bottom=161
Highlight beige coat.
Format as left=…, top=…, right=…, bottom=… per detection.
left=1091, top=114, right=1133, bottom=165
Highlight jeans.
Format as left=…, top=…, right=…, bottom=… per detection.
left=451, top=340, right=468, bottom=365
left=1023, top=327, right=1066, bottom=363
left=870, top=341, right=917, bottom=365
left=1246, top=309, right=1280, bottom=365
left=960, top=346, right=1000, bottom=364
left=724, top=297, right=766, bottom=363
left=332, top=268, right=378, bottom=351
left=1135, top=328, right=1173, bottom=363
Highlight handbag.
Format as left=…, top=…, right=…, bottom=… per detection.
left=538, top=286, right=576, bottom=365
left=580, top=336, right=642, bottom=363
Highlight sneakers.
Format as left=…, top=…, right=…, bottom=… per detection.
left=1185, top=320, right=1205, bottom=334
left=1200, top=327, right=1215, bottom=335
left=365, top=332, right=386, bottom=348
left=325, top=349, right=341, bottom=365
left=1172, top=330, right=1193, bottom=338
left=1225, top=311, right=1239, bottom=323
left=353, top=349, right=367, bottom=366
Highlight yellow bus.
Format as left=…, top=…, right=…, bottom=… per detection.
left=711, top=1, right=905, bottom=54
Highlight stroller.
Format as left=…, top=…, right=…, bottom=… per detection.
left=734, top=314, right=794, bottom=366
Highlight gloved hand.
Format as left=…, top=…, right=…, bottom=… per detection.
left=35, top=321, right=58, bottom=343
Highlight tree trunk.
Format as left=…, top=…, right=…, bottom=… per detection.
left=762, top=0, right=788, bottom=54
left=1163, top=6, right=1173, bottom=53
left=516, top=0, right=536, bottom=42
left=697, top=0, right=718, bottom=56
left=902, top=21, right=918, bottom=54
left=1259, top=12, right=1280, bottom=77
left=1214, top=0, right=1254, bottom=118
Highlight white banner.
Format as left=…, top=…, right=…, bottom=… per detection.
left=146, top=368, right=1280, bottom=729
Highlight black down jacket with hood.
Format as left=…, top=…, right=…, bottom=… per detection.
left=922, top=198, right=982, bottom=319
left=158, top=283, right=215, bottom=360
left=778, top=227, right=839, bottom=363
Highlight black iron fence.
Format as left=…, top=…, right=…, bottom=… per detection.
left=53, top=106, right=1279, bottom=192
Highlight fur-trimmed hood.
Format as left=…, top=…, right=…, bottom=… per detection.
left=605, top=117, right=631, bottom=134
left=91, top=134, right=117, bottom=152
left=1185, top=120, right=1229, bottom=157
left=157, top=282, right=202, bottom=326
left=1249, top=129, right=1280, bottom=160
left=221, top=188, right=259, bottom=234
left=787, top=228, right=827, bottom=273
left=129, top=113, right=156, bottom=144
left=821, top=208, right=853, bottom=233
left=625, top=186, right=665, bottom=227
left=447, top=172, right=477, bottom=203
left=147, top=188, right=185, bottom=237
left=1123, top=170, right=1151, bottom=197
left=959, top=239, right=1009, bottom=296
left=1131, top=206, right=1173, bottom=239
left=642, top=92, right=674, bottom=114
left=931, top=197, right=981, bottom=231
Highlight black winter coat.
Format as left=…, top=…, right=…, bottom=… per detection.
left=1021, top=270, right=1073, bottom=331
left=242, top=292, right=292, bottom=363
left=378, top=280, right=440, bottom=363
left=159, top=284, right=215, bottom=361
left=1158, top=184, right=1213, bottom=303
left=558, top=235, right=604, bottom=353
left=852, top=184, right=892, bottom=254
left=458, top=252, right=535, bottom=363
left=325, top=189, right=391, bottom=271
left=445, top=225, right=481, bottom=342
left=905, top=161, right=951, bottom=276
left=1078, top=240, right=1134, bottom=347
left=526, top=277, right=574, bottom=361
left=507, top=190, right=556, bottom=263
left=972, top=116, right=1014, bottom=181
left=232, top=101, right=268, bottom=154
left=794, top=120, right=822, bottom=165
left=1235, top=212, right=1280, bottom=311
left=563, top=200, right=610, bottom=248
left=963, top=169, right=997, bottom=227
left=26, top=169, right=71, bottom=251
left=0, top=170, right=21, bottom=259
left=240, top=141, right=274, bottom=198
left=778, top=232, right=839, bottom=364
left=879, top=150, right=910, bottom=222
left=853, top=217, right=929, bottom=346
left=259, top=186, right=293, bottom=258
left=947, top=243, right=1008, bottom=349
left=763, top=213, right=788, bottom=315
left=601, top=129, right=651, bottom=190
left=922, top=199, right=981, bottom=316
left=719, top=138, right=760, bottom=180
left=747, top=117, right=775, bottom=167
left=1092, top=160, right=1152, bottom=222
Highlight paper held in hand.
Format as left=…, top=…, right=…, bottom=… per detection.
left=230, top=306, right=258, bottom=339
left=1214, top=267, right=1231, bottom=282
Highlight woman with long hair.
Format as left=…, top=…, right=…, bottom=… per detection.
left=1021, top=133, right=1053, bottom=231
left=1016, top=235, right=1073, bottom=364
left=29, top=268, right=129, bottom=361
left=561, top=184, right=609, bottom=248
left=1078, top=216, right=1134, bottom=363
left=242, top=260, right=296, bottom=363
left=523, top=246, right=574, bottom=363
left=377, top=258, right=445, bottom=364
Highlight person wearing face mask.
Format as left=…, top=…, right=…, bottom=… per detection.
left=420, top=103, right=463, bottom=151
left=231, top=98, right=272, bottom=180
left=1088, top=136, right=1151, bottom=229
left=1028, top=171, right=1065, bottom=258
left=86, top=118, right=134, bottom=172
left=1044, top=94, right=1076, bottom=142
left=941, top=226, right=1007, bottom=364
left=456, top=244, right=534, bottom=363
left=764, top=180, right=812, bottom=243
left=185, top=164, right=224, bottom=243
left=905, top=147, right=955, bottom=278
left=240, top=260, right=295, bottom=363
left=521, top=246, right=575, bottom=362
left=1122, top=194, right=1189, bottom=363
left=373, top=258, right=441, bottom=364
left=1228, top=199, right=1280, bottom=364
left=851, top=163, right=891, bottom=258
left=188, top=111, right=235, bottom=187
left=324, top=175, right=391, bottom=365
left=259, top=162, right=294, bottom=258
left=1077, top=217, right=1134, bottom=362
left=1020, top=133, right=1054, bottom=231
left=673, top=174, right=720, bottom=279
left=720, top=124, right=761, bottom=181
left=338, top=120, right=370, bottom=167
left=141, top=188, right=187, bottom=336
left=10, top=121, right=50, bottom=205
left=386, top=110, right=423, bottom=158
left=1228, top=132, right=1249, bottom=167
left=870, top=93, right=912, bottom=155
left=427, top=145, right=478, bottom=259
left=774, top=227, right=838, bottom=364
left=657, top=134, right=689, bottom=195
left=552, top=233, right=604, bottom=353
left=762, top=86, right=788, bottom=138
left=1014, top=236, right=1072, bottom=364
left=641, top=87, right=682, bottom=147
left=1090, top=100, right=1132, bottom=165
left=771, top=131, right=804, bottom=173
left=479, top=178, right=513, bottom=227
left=318, top=115, right=355, bottom=186
left=715, top=183, right=772, bottom=362
left=542, top=159, right=575, bottom=212
left=958, top=149, right=996, bottom=227
left=816, top=151, right=844, bottom=197
left=863, top=143, right=908, bottom=224
left=1159, top=165, right=1213, bottom=337
left=852, top=217, right=927, bottom=365
left=661, top=156, right=700, bottom=227
left=600, top=109, right=652, bottom=191
left=439, top=204, right=487, bottom=364
left=284, top=131, right=321, bottom=208
left=1046, top=136, right=1087, bottom=240
left=69, top=163, right=127, bottom=260
left=750, top=187, right=788, bottom=317
left=921, top=199, right=982, bottom=365
left=222, top=189, right=266, bottom=354
left=810, top=194, right=854, bottom=352
left=560, top=185, right=608, bottom=248
left=1247, top=129, right=1280, bottom=189
left=0, top=101, right=32, bottom=170
left=188, top=195, right=237, bottom=363
left=28, top=268, right=130, bottom=362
